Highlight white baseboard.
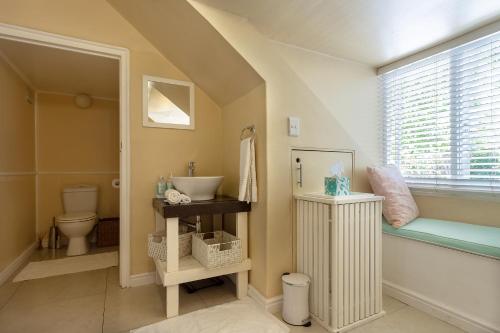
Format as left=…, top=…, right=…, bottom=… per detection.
left=248, top=284, right=283, bottom=314
left=383, top=280, right=498, bottom=333
left=0, top=241, right=38, bottom=286
left=129, top=271, right=156, bottom=287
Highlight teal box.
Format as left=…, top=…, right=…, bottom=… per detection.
left=324, top=176, right=351, bottom=196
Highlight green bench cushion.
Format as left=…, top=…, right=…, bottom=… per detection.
left=382, top=217, right=500, bottom=260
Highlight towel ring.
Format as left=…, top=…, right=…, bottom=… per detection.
left=240, top=125, right=256, bottom=140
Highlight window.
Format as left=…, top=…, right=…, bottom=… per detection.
left=381, top=31, right=500, bottom=193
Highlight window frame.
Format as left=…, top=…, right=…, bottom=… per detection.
left=380, top=31, right=500, bottom=197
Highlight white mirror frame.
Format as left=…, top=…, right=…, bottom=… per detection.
left=142, top=75, right=195, bottom=130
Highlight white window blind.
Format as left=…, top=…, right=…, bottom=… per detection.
left=381, top=31, right=500, bottom=193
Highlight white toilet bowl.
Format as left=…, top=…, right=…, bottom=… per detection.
left=56, top=212, right=96, bottom=256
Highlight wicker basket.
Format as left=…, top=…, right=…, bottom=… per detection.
left=148, top=232, right=167, bottom=261
left=192, top=231, right=242, bottom=269
left=179, top=224, right=195, bottom=258
left=148, top=225, right=195, bottom=261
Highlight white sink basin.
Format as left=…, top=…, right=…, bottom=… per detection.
left=172, top=176, right=224, bottom=201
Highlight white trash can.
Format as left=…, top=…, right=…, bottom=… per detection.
left=282, top=272, right=311, bottom=326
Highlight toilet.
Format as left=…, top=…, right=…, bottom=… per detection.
left=56, top=185, right=98, bottom=256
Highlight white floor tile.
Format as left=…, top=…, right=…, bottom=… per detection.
left=6, top=268, right=107, bottom=310
left=0, top=293, right=105, bottom=333
left=0, top=280, right=19, bottom=311
left=0, top=266, right=465, bottom=333
left=103, top=283, right=165, bottom=333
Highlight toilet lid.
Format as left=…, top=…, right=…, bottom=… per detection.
left=56, top=212, right=96, bottom=223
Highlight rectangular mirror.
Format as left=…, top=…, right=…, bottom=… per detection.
left=143, top=75, right=195, bottom=129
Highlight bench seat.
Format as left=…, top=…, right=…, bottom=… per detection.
left=382, top=217, right=500, bottom=260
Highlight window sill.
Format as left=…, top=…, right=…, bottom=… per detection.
left=409, top=186, right=500, bottom=202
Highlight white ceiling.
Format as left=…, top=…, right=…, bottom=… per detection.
left=0, top=38, right=118, bottom=98
left=195, top=0, right=500, bottom=67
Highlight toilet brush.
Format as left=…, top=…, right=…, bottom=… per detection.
left=48, top=218, right=60, bottom=249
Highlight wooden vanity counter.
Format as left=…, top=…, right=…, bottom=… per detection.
left=152, top=196, right=251, bottom=218
left=152, top=195, right=251, bottom=318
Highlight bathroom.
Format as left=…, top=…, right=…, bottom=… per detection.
left=1, top=1, right=500, bottom=333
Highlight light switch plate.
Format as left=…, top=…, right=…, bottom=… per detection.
left=288, top=116, right=300, bottom=137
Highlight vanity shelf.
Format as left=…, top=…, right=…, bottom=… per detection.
left=154, top=256, right=252, bottom=286
left=152, top=196, right=251, bottom=318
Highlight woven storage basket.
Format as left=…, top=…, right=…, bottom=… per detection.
left=179, top=224, right=195, bottom=258
left=148, top=232, right=167, bottom=261
left=192, top=231, right=242, bottom=269
left=148, top=226, right=195, bottom=261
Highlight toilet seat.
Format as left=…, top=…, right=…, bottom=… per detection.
left=56, top=212, right=96, bottom=223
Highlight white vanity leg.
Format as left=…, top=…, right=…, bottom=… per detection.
left=165, top=217, right=179, bottom=317
left=166, top=285, right=179, bottom=317
left=235, top=212, right=248, bottom=299
left=236, top=271, right=248, bottom=299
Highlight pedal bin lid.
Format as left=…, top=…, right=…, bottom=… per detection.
left=282, top=273, right=310, bottom=287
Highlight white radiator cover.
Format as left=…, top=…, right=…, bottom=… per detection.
left=295, top=193, right=385, bottom=332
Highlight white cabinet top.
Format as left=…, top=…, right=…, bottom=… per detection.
left=294, top=192, right=384, bottom=204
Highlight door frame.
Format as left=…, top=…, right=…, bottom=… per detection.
left=0, top=23, right=132, bottom=287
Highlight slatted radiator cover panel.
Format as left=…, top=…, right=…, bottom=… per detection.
left=296, top=196, right=384, bottom=332
left=297, top=200, right=330, bottom=326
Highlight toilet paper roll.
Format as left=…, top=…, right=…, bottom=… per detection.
left=112, top=178, right=120, bottom=189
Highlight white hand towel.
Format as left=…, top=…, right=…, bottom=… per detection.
left=238, top=137, right=257, bottom=203
left=179, top=194, right=191, bottom=204
left=250, top=137, right=257, bottom=202
left=164, top=189, right=181, bottom=205
left=239, top=137, right=251, bottom=202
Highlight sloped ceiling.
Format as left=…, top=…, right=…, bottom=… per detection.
left=0, top=38, right=118, bottom=98
left=195, top=0, right=500, bottom=67
left=107, top=0, right=263, bottom=106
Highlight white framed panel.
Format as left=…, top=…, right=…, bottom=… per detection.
left=142, top=75, right=195, bottom=130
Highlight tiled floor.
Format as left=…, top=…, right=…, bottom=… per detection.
left=0, top=264, right=464, bottom=333
left=278, top=293, right=465, bottom=333
left=29, top=245, right=119, bottom=262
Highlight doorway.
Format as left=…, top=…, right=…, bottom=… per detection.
left=0, top=23, right=130, bottom=287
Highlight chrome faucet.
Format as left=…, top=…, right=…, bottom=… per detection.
left=188, top=161, right=195, bottom=177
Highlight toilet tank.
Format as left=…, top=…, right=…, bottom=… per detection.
left=62, top=185, right=98, bottom=213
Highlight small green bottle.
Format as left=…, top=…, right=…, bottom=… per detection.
left=156, top=176, right=167, bottom=198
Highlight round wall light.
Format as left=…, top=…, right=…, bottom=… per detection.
left=74, top=94, right=93, bottom=109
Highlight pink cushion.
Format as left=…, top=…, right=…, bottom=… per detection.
left=367, top=165, right=419, bottom=228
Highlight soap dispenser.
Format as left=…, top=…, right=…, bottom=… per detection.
left=166, top=172, right=174, bottom=190
left=156, top=176, right=167, bottom=198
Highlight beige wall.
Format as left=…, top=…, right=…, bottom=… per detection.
left=221, top=83, right=267, bottom=294
left=0, top=0, right=224, bottom=275
left=192, top=3, right=379, bottom=297
left=36, top=93, right=120, bottom=236
left=192, top=2, right=500, bottom=298
left=0, top=56, right=35, bottom=272
left=414, top=194, right=500, bottom=228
